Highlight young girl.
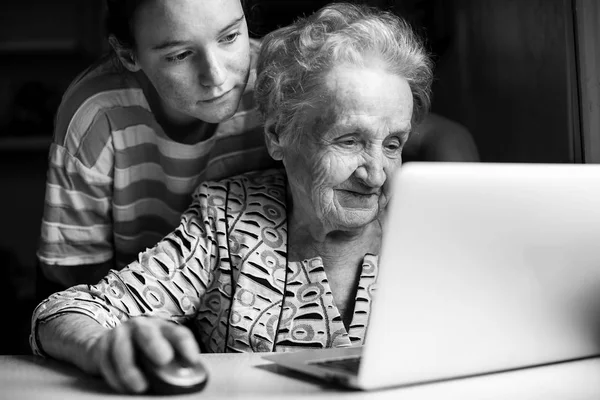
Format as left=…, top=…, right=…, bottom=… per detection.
left=37, top=0, right=277, bottom=289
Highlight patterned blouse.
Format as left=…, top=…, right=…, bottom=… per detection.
left=31, top=169, right=380, bottom=355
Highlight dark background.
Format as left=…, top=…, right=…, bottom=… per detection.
left=0, top=0, right=582, bottom=354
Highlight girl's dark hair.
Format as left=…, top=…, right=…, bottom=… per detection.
left=105, top=0, right=149, bottom=50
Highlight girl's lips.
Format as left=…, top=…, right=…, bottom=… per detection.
left=199, top=89, right=232, bottom=103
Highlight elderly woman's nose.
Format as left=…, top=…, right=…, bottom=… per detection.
left=355, top=154, right=386, bottom=187
left=198, top=50, right=227, bottom=88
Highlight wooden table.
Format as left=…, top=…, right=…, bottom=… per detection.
left=1, top=353, right=600, bottom=399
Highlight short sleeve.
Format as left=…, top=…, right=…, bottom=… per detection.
left=38, top=121, right=115, bottom=267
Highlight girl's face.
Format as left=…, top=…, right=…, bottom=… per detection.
left=130, top=0, right=251, bottom=124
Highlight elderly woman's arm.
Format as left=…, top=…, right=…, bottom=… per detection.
left=31, top=183, right=219, bottom=394
left=38, top=314, right=200, bottom=393
left=37, top=314, right=106, bottom=374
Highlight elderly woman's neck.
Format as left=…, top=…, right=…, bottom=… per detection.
left=287, top=215, right=382, bottom=263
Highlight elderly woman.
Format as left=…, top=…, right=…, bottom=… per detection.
left=30, top=2, right=432, bottom=394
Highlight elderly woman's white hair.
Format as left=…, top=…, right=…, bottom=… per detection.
left=255, top=2, right=433, bottom=144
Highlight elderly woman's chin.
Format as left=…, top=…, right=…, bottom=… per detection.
left=333, top=208, right=381, bottom=230
left=332, top=200, right=385, bottom=230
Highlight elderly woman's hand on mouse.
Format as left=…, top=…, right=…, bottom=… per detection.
left=88, top=316, right=201, bottom=394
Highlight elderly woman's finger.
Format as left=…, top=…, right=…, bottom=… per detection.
left=111, top=326, right=148, bottom=393
left=132, top=319, right=174, bottom=365
left=97, top=333, right=127, bottom=394
left=161, top=323, right=201, bottom=364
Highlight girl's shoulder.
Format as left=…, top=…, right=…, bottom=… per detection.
left=53, top=56, right=151, bottom=154
left=63, top=55, right=140, bottom=103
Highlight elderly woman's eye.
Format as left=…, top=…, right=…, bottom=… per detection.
left=166, top=51, right=192, bottom=63
left=384, top=137, right=402, bottom=152
left=338, top=138, right=359, bottom=147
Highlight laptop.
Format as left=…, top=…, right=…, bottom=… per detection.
left=263, top=162, right=600, bottom=390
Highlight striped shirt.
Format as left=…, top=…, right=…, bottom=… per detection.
left=38, top=39, right=277, bottom=276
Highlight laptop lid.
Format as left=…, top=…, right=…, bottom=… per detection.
left=357, top=162, right=600, bottom=389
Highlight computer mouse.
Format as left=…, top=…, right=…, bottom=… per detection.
left=138, top=353, right=209, bottom=395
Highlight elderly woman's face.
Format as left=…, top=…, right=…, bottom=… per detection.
left=284, top=63, right=413, bottom=231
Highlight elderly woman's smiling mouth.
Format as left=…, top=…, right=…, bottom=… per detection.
left=336, top=188, right=382, bottom=208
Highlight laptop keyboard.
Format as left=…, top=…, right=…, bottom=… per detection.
left=309, top=356, right=362, bottom=375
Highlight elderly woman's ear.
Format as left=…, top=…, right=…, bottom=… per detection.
left=264, top=119, right=284, bottom=161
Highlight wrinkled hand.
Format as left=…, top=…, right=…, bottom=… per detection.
left=88, top=316, right=201, bottom=394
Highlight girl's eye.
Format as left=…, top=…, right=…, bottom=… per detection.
left=223, top=32, right=240, bottom=44
left=165, top=51, right=192, bottom=63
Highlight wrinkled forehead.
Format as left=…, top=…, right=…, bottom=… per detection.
left=305, top=64, right=413, bottom=137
